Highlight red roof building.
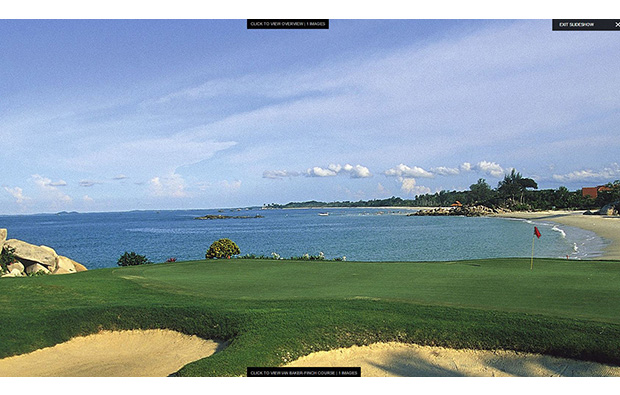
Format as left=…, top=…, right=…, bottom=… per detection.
left=582, top=185, right=611, bottom=199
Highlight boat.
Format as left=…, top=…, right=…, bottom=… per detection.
left=318, top=212, right=329, bottom=216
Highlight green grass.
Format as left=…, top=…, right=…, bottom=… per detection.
left=1, top=257, right=620, bottom=376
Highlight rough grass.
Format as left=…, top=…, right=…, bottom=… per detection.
left=1, top=257, right=620, bottom=376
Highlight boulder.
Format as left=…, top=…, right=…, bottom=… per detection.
left=7, top=261, right=25, bottom=274
left=599, top=203, right=619, bottom=216
left=53, top=256, right=78, bottom=274
left=0, top=228, right=6, bottom=245
left=4, top=239, right=58, bottom=271
left=72, top=261, right=88, bottom=272
left=1, top=269, right=23, bottom=278
left=25, top=263, right=51, bottom=275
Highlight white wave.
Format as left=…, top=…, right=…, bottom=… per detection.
left=573, top=243, right=579, bottom=252
left=551, top=225, right=566, bottom=238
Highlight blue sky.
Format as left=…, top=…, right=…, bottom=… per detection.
left=1, top=19, right=619, bottom=214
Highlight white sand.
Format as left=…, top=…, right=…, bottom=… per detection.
left=0, top=329, right=222, bottom=377
left=286, top=342, right=620, bottom=377
left=491, top=210, right=620, bottom=260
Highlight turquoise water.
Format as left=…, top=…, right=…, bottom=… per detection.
left=0, top=208, right=608, bottom=269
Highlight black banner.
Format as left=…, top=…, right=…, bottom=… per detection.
left=553, top=19, right=620, bottom=31
left=247, top=19, right=329, bottom=30
left=247, top=367, right=360, bottom=377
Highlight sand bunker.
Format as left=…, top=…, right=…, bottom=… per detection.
left=285, top=342, right=620, bottom=377
left=0, top=329, right=222, bottom=377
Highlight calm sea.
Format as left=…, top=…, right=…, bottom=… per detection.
left=0, top=208, right=609, bottom=269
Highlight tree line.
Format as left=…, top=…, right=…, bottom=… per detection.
left=266, top=171, right=620, bottom=211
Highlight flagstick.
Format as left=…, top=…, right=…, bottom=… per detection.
left=530, top=233, right=536, bottom=270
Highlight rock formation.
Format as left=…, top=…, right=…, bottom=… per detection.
left=408, top=205, right=511, bottom=217
left=1, top=229, right=87, bottom=278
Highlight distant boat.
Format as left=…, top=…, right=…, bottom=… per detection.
left=318, top=212, right=329, bottom=216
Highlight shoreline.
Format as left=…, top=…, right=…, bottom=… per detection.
left=491, top=210, right=620, bottom=260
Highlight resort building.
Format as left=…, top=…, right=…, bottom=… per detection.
left=582, top=185, right=611, bottom=199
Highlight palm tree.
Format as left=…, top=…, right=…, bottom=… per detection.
left=498, top=169, right=538, bottom=206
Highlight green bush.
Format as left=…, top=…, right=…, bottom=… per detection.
left=206, top=239, right=240, bottom=259
left=117, top=252, right=153, bottom=267
left=0, top=246, right=18, bottom=274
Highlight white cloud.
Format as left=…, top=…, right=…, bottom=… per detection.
left=384, top=164, right=434, bottom=178
left=262, top=170, right=301, bottom=179
left=305, top=163, right=372, bottom=178
left=149, top=173, right=188, bottom=198
left=430, top=166, right=460, bottom=176
left=83, top=195, right=94, bottom=203
left=460, top=162, right=472, bottom=172
left=552, top=163, right=620, bottom=183
left=399, top=178, right=432, bottom=196
left=48, top=180, right=67, bottom=187
left=343, top=164, right=372, bottom=178
left=473, top=161, right=505, bottom=178
left=112, top=174, right=128, bottom=180
left=31, top=174, right=72, bottom=203
left=4, top=186, right=31, bottom=205
left=306, top=166, right=338, bottom=177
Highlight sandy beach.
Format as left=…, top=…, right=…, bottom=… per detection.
left=286, top=342, right=620, bottom=377
left=490, top=210, right=620, bottom=260
left=0, top=329, right=222, bottom=377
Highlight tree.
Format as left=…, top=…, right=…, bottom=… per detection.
left=206, top=238, right=241, bottom=259
left=498, top=169, right=538, bottom=206
left=469, top=178, right=494, bottom=204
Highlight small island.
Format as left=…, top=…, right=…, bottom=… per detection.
left=194, top=214, right=264, bottom=220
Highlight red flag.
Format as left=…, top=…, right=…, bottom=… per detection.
left=534, top=226, right=541, bottom=239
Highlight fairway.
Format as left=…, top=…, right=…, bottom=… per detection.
left=1, top=257, right=620, bottom=376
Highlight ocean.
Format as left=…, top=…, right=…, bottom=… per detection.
left=0, top=207, right=609, bottom=269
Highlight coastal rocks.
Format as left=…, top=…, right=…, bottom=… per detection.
left=1, top=230, right=87, bottom=277
left=54, top=256, right=79, bottom=274
left=1, top=268, right=25, bottom=278
left=7, top=262, right=25, bottom=274
left=72, top=261, right=88, bottom=272
left=408, top=205, right=510, bottom=217
left=4, top=239, right=58, bottom=270
left=25, top=263, right=51, bottom=275
left=195, top=214, right=265, bottom=220
left=599, top=203, right=619, bottom=216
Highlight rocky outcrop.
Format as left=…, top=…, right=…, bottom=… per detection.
left=408, top=205, right=511, bottom=217
left=599, top=202, right=619, bottom=216
left=25, top=263, right=51, bottom=275
left=1, top=230, right=87, bottom=278
left=4, top=239, right=58, bottom=270
left=54, top=256, right=79, bottom=274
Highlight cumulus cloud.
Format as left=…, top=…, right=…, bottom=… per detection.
left=552, top=163, right=620, bottom=182
left=4, top=186, right=31, bottom=205
left=384, top=164, right=434, bottom=178
left=399, top=178, right=432, bottom=195
left=31, top=174, right=72, bottom=203
left=83, top=195, right=94, bottom=203
left=430, top=166, right=460, bottom=176
left=262, top=170, right=301, bottom=179
left=304, top=163, right=372, bottom=178
left=473, top=161, right=505, bottom=178
left=460, top=162, right=472, bottom=172
left=149, top=173, right=188, bottom=198
left=112, top=174, right=128, bottom=180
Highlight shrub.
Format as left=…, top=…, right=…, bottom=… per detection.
left=0, top=246, right=18, bottom=274
left=206, top=239, right=240, bottom=259
left=117, top=252, right=153, bottom=267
